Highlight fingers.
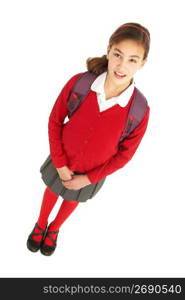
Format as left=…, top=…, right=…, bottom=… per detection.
left=61, top=179, right=71, bottom=182
left=61, top=177, right=78, bottom=190
left=60, top=173, right=74, bottom=182
left=61, top=178, right=72, bottom=186
left=56, top=166, right=74, bottom=181
left=62, top=182, right=76, bottom=190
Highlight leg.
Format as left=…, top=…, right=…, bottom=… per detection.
left=32, top=186, right=59, bottom=242
left=43, top=198, right=79, bottom=246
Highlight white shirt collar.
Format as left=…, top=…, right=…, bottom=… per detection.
left=91, top=71, right=135, bottom=107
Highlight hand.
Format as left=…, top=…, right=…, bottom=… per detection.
left=62, top=174, right=91, bottom=190
left=56, top=166, right=74, bottom=181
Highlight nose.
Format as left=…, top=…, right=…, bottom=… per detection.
left=117, top=58, right=127, bottom=71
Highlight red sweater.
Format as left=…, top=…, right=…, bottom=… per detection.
left=48, top=72, right=150, bottom=184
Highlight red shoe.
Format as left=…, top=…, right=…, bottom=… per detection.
left=27, top=223, right=47, bottom=252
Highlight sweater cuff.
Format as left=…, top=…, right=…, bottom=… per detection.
left=51, top=154, right=68, bottom=169
left=85, top=172, right=98, bottom=184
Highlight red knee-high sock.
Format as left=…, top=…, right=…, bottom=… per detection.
left=44, top=199, right=79, bottom=246
left=32, top=186, right=59, bottom=242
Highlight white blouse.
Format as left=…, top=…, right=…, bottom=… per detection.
left=91, top=71, right=135, bottom=112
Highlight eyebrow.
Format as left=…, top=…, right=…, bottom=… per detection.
left=114, top=47, right=140, bottom=59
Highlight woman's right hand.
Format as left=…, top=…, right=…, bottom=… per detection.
left=56, top=166, right=74, bottom=181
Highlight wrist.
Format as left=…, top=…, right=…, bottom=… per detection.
left=84, top=174, right=91, bottom=184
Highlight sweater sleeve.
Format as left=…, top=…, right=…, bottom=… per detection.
left=86, top=106, right=150, bottom=184
left=48, top=72, right=83, bottom=168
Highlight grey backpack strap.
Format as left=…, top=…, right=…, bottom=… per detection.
left=67, top=71, right=98, bottom=118
left=118, top=87, right=148, bottom=145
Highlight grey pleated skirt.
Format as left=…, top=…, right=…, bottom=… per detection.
left=39, top=154, right=106, bottom=202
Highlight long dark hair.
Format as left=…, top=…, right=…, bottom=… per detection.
left=86, top=22, right=150, bottom=75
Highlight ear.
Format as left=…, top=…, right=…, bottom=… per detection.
left=106, top=46, right=110, bottom=59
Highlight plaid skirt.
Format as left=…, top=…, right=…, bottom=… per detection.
left=39, top=154, right=106, bottom=202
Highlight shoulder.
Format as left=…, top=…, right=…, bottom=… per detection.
left=133, top=87, right=150, bottom=122
left=134, top=86, right=148, bottom=102
left=65, top=72, right=84, bottom=89
left=134, top=86, right=150, bottom=110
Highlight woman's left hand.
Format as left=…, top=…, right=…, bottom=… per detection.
left=61, top=174, right=91, bottom=190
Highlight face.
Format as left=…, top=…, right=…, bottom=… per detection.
left=106, top=39, right=147, bottom=88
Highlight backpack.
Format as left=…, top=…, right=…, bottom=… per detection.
left=66, top=71, right=148, bottom=149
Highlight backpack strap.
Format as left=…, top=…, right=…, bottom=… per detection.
left=67, top=71, right=98, bottom=118
left=118, top=87, right=148, bottom=147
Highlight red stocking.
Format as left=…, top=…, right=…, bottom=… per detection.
left=44, top=199, right=79, bottom=246
left=32, top=186, right=59, bottom=242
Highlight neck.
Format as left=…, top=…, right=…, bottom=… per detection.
left=104, top=74, right=133, bottom=97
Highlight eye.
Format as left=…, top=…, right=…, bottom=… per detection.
left=130, top=59, right=137, bottom=63
left=114, top=53, right=121, bottom=58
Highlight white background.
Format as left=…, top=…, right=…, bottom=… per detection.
left=0, top=0, right=184, bottom=277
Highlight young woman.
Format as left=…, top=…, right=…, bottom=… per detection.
left=27, top=22, right=151, bottom=256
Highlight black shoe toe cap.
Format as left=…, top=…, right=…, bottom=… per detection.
left=27, top=237, right=41, bottom=252
left=40, top=244, right=56, bottom=256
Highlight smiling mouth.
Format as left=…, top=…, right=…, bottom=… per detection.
left=114, top=71, right=127, bottom=78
